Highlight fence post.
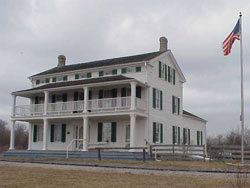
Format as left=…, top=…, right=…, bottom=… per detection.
left=172, top=144, right=175, bottom=160
left=143, top=148, right=146, bottom=162
left=98, top=148, right=101, bottom=160
left=203, top=145, right=206, bottom=162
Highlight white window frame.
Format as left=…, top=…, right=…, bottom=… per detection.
left=37, top=125, right=43, bottom=142
left=155, top=89, right=161, bottom=109
left=155, top=122, right=162, bottom=144
left=54, top=124, right=62, bottom=142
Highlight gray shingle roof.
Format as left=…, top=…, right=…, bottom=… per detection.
left=31, top=50, right=167, bottom=77
left=13, top=75, right=134, bottom=94
left=183, top=110, right=206, bottom=122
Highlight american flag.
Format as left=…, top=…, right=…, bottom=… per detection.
left=222, top=19, right=241, bottom=56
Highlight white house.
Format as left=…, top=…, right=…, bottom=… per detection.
left=9, top=37, right=206, bottom=152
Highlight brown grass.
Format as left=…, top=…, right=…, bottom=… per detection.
left=0, top=165, right=238, bottom=188
left=2, top=156, right=248, bottom=169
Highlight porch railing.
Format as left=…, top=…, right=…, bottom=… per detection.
left=15, top=104, right=44, bottom=116
left=88, top=97, right=131, bottom=111
left=47, top=101, right=84, bottom=114
left=14, top=97, right=147, bottom=117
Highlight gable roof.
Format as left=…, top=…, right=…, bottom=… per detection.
left=31, top=50, right=168, bottom=78
left=183, top=110, right=206, bottom=122
left=13, top=75, right=134, bottom=95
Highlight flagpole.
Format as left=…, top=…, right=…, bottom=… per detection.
left=239, top=12, right=244, bottom=165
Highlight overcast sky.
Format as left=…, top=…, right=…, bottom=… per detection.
left=1, top=0, right=250, bottom=136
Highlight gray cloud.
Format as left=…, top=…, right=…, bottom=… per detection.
left=0, top=0, right=250, bottom=135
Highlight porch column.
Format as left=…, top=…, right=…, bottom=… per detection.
left=9, top=120, right=16, bottom=150
left=130, top=114, right=136, bottom=149
left=44, top=91, right=49, bottom=115
left=28, top=123, right=32, bottom=150
left=83, top=87, right=89, bottom=113
left=82, top=116, right=89, bottom=151
left=130, top=82, right=136, bottom=110
left=43, top=118, right=48, bottom=150
left=11, top=95, right=16, bottom=116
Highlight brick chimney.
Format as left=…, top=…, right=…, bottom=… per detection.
left=57, top=55, right=66, bottom=67
left=159, top=36, right=168, bottom=51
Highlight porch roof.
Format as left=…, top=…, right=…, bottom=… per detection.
left=12, top=75, right=144, bottom=96
left=183, top=110, right=207, bottom=122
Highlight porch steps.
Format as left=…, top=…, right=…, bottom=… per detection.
left=3, top=150, right=154, bottom=161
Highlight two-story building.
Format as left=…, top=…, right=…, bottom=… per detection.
left=9, top=37, right=206, bottom=152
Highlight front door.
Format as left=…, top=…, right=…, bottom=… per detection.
left=74, top=125, right=83, bottom=150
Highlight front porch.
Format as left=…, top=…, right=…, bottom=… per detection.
left=9, top=114, right=147, bottom=152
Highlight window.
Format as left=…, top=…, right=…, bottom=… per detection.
left=136, top=86, right=141, bottom=98
left=79, top=72, right=92, bottom=79
left=46, top=78, right=50, bottom=83
left=183, top=128, right=190, bottom=145
left=33, top=125, right=43, bottom=142
left=172, top=96, right=180, bottom=115
left=136, top=66, right=141, bottom=72
left=121, top=68, right=127, bottom=74
left=75, top=74, right=79, bottom=80
left=112, top=69, right=117, bottom=75
left=153, top=122, right=163, bottom=143
left=36, top=80, right=40, bottom=85
left=172, top=126, right=180, bottom=144
left=99, top=71, right=104, bottom=77
left=50, top=124, right=66, bottom=143
left=168, top=66, right=176, bottom=85
left=153, top=88, right=163, bottom=110
left=104, top=69, right=112, bottom=76
left=159, top=61, right=167, bottom=80
left=52, top=77, right=57, bottom=82
left=63, top=76, right=68, bottom=81
left=197, top=131, right=203, bottom=145
left=98, top=122, right=116, bottom=142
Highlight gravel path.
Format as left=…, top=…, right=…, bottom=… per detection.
left=0, top=161, right=239, bottom=179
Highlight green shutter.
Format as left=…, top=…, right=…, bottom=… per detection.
left=153, top=88, right=156, bottom=108
left=160, top=90, right=163, bottom=110
left=178, top=98, right=180, bottom=115
left=75, top=74, right=79, bottom=80
left=201, top=131, right=203, bottom=145
left=99, top=71, right=104, bottom=77
left=172, top=96, right=175, bottom=114
left=188, top=129, right=191, bottom=145
left=168, top=66, right=171, bottom=82
left=36, top=80, right=40, bottom=85
left=172, top=126, right=175, bottom=144
left=160, top=124, right=163, bottom=143
left=111, top=122, right=116, bottom=142
left=46, top=78, right=50, bottom=83
left=98, top=123, right=103, bottom=142
left=173, top=69, right=176, bottom=84
left=50, top=125, right=54, bottom=142
left=87, top=72, right=92, bottom=78
left=136, top=66, right=141, bottom=72
left=61, top=124, right=66, bottom=142
left=52, top=77, right=56, bottom=82
left=159, top=61, right=162, bottom=78
left=153, top=122, right=156, bottom=143
left=121, top=68, right=127, bottom=74
left=33, top=125, right=37, bottom=142
left=197, top=131, right=200, bottom=145
left=165, top=64, right=168, bottom=80
left=121, top=88, right=127, bottom=97
left=178, top=127, right=180, bottom=144
left=63, top=76, right=68, bottom=81
left=112, top=69, right=117, bottom=75
left=136, top=86, right=141, bottom=98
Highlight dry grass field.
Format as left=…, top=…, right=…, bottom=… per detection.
left=0, top=161, right=249, bottom=188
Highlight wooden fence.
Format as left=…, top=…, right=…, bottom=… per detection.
left=149, top=144, right=206, bottom=161
left=208, top=145, right=250, bottom=161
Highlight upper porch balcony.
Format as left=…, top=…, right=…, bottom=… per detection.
left=11, top=76, right=148, bottom=119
